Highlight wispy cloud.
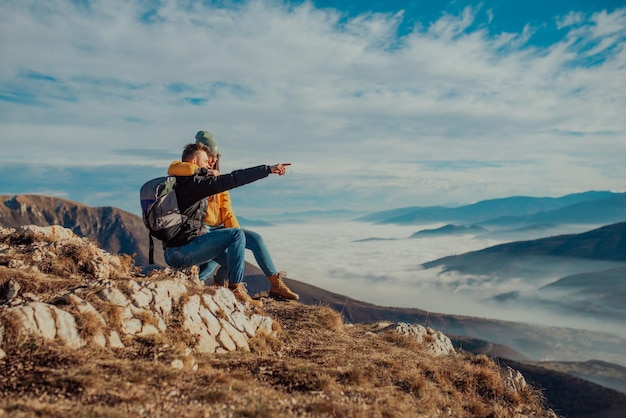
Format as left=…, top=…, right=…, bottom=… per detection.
left=556, top=11, right=585, bottom=30
left=0, top=0, right=625, bottom=213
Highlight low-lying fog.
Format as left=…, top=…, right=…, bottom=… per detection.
left=252, top=220, right=626, bottom=339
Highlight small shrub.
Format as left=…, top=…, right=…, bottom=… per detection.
left=312, top=305, right=343, bottom=332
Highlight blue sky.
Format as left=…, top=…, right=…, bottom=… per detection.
left=1, top=0, right=625, bottom=217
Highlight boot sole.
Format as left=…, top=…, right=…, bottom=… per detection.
left=269, top=292, right=299, bottom=301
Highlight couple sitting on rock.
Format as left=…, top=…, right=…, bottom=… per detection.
left=161, top=131, right=299, bottom=308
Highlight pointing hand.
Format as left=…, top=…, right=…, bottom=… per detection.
left=270, top=163, right=291, bottom=176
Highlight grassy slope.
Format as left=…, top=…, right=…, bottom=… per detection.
left=0, top=298, right=552, bottom=417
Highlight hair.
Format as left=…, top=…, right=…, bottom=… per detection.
left=181, top=143, right=209, bottom=162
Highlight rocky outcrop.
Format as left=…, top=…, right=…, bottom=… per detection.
left=371, top=321, right=456, bottom=356
left=0, top=225, right=275, bottom=362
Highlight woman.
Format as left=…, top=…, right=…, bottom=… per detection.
left=168, top=131, right=299, bottom=300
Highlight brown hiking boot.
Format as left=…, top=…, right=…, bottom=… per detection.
left=228, top=283, right=263, bottom=308
left=268, top=271, right=299, bottom=300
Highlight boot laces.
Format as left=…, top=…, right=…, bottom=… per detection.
left=273, top=272, right=287, bottom=286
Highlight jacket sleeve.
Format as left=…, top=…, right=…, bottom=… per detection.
left=176, top=165, right=271, bottom=211
left=220, top=191, right=240, bottom=228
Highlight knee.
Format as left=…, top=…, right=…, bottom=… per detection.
left=232, top=228, right=246, bottom=242
left=244, top=229, right=263, bottom=243
left=164, top=249, right=190, bottom=267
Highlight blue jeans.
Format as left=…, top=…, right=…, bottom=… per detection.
left=164, top=228, right=246, bottom=284
left=198, top=228, right=277, bottom=283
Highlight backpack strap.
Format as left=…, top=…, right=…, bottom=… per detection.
left=149, top=233, right=155, bottom=265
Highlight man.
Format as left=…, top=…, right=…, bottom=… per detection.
left=162, top=142, right=290, bottom=308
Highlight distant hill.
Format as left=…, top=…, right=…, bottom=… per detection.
left=423, top=222, right=626, bottom=271
left=0, top=194, right=162, bottom=266
left=410, top=223, right=487, bottom=237
left=479, top=223, right=563, bottom=241
left=356, top=190, right=621, bottom=225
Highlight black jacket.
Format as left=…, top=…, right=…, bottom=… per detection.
left=165, top=165, right=271, bottom=247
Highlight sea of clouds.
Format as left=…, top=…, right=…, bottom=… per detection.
left=252, top=219, right=626, bottom=338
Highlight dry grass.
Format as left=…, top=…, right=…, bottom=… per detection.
left=0, top=267, right=85, bottom=304
left=0, top=309, right=29, bottom=353
left=38, top=243, right=98, bottom=277
left=74, top=310, right=106, bottom=340
left=83, top=295, right=123, bottom=331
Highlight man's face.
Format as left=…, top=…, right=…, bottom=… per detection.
left=194, top=150, right=210, bottom=169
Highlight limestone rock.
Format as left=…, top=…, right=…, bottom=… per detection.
left=8, top=302, right=85, bottom=348
left=503, top=366, right=528, bottom=392
left=373, top=321, right=456, bottom=356
left=21, top=225, right=80, bottom=242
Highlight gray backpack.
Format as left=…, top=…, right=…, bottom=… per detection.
left=139, top=176, right=187, bottom=263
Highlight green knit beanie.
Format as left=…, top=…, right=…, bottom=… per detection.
left=195, top=130, right=220, bottom=155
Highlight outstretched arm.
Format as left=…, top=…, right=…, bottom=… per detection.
left=176, top=164, right=290, bottom=210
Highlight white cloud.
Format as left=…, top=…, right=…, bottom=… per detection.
left=486, top=9, right=493, bottom=25
left=0, top=0, right=625, bottom=212
left=556, top=11, right=585, bottom=29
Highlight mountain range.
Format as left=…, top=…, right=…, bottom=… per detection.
left=357, top=190, right=626, bottom=226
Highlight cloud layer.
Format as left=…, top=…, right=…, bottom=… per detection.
left=1, top=0, right=625, bottom=214
left=258, top=220, right=626, bottom=339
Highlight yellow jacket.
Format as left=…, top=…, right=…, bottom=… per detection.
left=167, top=161, right=240, bottom=229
